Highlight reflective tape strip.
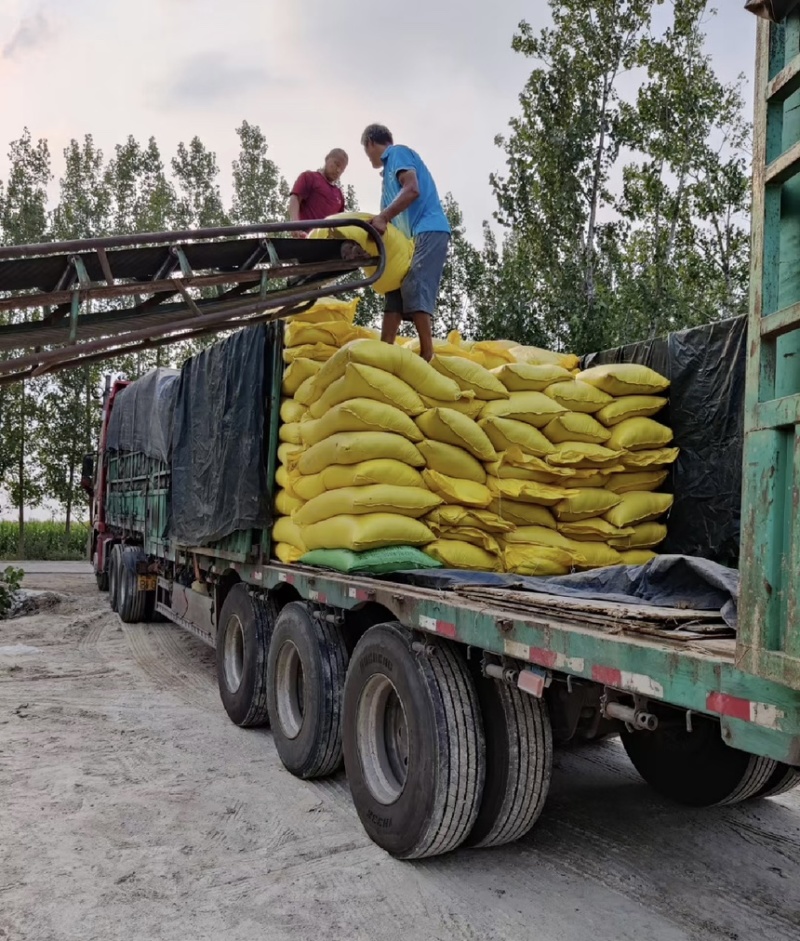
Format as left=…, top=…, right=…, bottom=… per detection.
left=419, top=615, right=457, bottom=639
left=707, top=692, right=784, bottom=730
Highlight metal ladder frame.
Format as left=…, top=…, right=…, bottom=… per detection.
left=738, top=11, right=800, bottom=691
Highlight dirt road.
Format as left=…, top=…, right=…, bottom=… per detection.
left=1, top=570, right=799, bottom=941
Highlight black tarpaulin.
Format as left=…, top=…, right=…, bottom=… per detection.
left=394, top=555, right=739, bottom=628
left=582, top=317, right=747, bottom=568
left=106, top=367, right=180, bottom=463
left=169, top=325, right=271, bottom=545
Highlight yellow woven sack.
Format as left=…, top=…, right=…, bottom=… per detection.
left=559, top=471, right=611, bottom=489
left=285, top=296, right=358, bottom=325
left=485, top=460, right=564, bottom=484
left=272, top=517, right=308, bottom=553
left=300, top=398, right=423, bottom=447
left=489, top=499, right=556, bottom=528
left=620, top=447, right=680, bottom=469
left=596, top=395, right=668, bottom=427
left=406, top=338, right=484, bottom=362
left=426, top=506, right=515, bottom=533
left=298, top=432, right=425, bottom=476
left=469, top=341, right=517, bottom=370
left=418, top=439, right=486, bottom=483
left=309, top=212, right=414, bottom=295
left=279, top=422, right=303, bottom=445
left=416, top=408, right=496, bottom=461
left=543, top=412, right=611, bottom=445
left=618, top=549, right=658, bottom=565
left=606, top=470, right=669, bottom=493
left=277, top=442, right=304, bottom=468
left=311, top=340, right=462, bottom=402
left=604, top=492, right=674, bottom=528
left=431, top=356, right=509, bottom=400
left=570, top=541, right=623, bottom=569
left=426, top=525, right=502, bottom=555
left=546, top=442, right=625, bottom=468
left=422, top=469, right=493, bottom=508
left=607, top=417, right=674, bottom=452
left=308, top=363, right=425, bottom=419
left=479, top=416, right=554, bottom=457
left=280, top=399, right=307, bottom=424
left=424, top=539, right=500, bottom=571
left=502, top=526, right=575, bottom=551
left=492, top=362, right=573, bottom=392
left=480, top=391, right=567, bottom=428
left=419, top=393, right=485, bottom=419
left=294, top=375, right=320, bottom=407
left=553, top=489, right=621, bottom=522
left=294, top=485, right=440, bottom=527
left=503, top=544, right=572, bottom=576
left=274, top=543, right=304, bottom=564
left=509, top=345, right=580, bottom=370
left=577, top=363, right=670, bottom=396
left=275, top=464, right=294, bottom=493
left=294, top=460, right=425, bottom=502
left=324, top=459, right=424, bottom=491
left=492, top=448, right=573, bottom=477
left=282, top=342, right=339, bottom=364
left=293, top=473, right=327, bottom=502
left=487, top=477, right=575, bottom=507
left=274, top=489, right=304, bottom=517
left=301, top=513, right=435, bottom=552
left=284, top=320, right=375, bottom=349
left=545, top=380, right=613, bottom=414
left=282, top=358, right=321, bottom=396
left=557, top=518, right=635, bottom=542
left=607, top=522, right=668, bottom=549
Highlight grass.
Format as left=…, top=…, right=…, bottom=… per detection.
left=0, top=520, right=90, bottom=561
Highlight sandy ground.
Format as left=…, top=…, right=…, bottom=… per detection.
left=1, top=568, right=799, bottom=941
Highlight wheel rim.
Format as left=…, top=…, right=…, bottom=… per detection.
left=223, top=615, right=245, bottom=693
left=275, top=641, right=305, bottom=739
left=357, top=674, right=409, bottom=805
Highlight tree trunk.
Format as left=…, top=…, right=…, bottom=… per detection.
left=585, top=74, right=611, bottom=308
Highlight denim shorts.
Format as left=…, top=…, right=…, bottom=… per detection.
left=384, top=231, right=450, bottom=319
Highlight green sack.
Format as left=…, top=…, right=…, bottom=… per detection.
left=299, top=546, right=442, bottom=575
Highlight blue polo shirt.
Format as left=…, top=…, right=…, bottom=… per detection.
left=380, top=145, right=451, bottom=239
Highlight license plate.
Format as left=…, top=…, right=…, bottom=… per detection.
left=137, top=574, right=157, bottom=592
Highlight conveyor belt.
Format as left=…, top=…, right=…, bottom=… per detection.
left=0, top=218, right=384, bottom=383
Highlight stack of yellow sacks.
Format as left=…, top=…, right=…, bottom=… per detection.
left=274, top=318, right=677, bottom=574
left=277, top=337, right=485, bottom=561
left=273, top=297, right=378, bottom=563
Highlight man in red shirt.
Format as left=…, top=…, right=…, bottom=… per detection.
left=289, top=149, right=348, bottom=236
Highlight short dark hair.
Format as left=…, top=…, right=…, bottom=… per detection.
left=361, top=124, right=393, bottom=147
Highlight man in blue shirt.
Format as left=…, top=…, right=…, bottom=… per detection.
left=361, top=124, right=451, bottom=362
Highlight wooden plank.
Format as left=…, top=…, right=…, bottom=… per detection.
left=454, top=587, right=723, bottom=624
left=760, top=300, right=800, bottom=338
left=767, top=51, right=800, bottom=102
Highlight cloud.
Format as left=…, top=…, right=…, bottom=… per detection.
left=2, top=9, right=54, bottom=60
left=152, top=53, right=284, bottom=110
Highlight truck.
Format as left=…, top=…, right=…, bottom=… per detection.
left=3, top=3, right=800, bottom=862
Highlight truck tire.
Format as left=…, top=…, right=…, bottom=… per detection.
left=116, top=546, right=149, bottom=624
left=108, top=544, right=123, bottom=613
left=753, top=762, right=800, bottom=799
left=621, top=714, right=777, bottom=806
left=216, top=585, right=273, bottom=728
left=266, top=601, right=348, bottom=779
left=342, top=623, right=485, bottom=859
left=467, top=679, right=552, bottom=848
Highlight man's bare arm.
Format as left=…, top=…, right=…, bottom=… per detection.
left=288, top=194, right=306, bottom=237
left=370, top=169, right=420, bottom=234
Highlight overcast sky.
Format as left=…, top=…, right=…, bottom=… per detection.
left=1, top=1, right=757, bottom=243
